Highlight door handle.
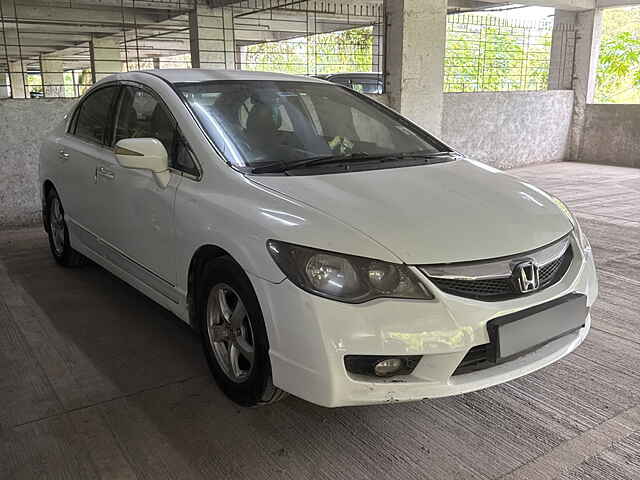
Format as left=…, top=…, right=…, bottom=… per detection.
left=97, top=166, right=115, bottom=180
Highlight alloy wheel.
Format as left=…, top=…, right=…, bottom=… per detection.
left=206, top=283, right=255, bottom=383
left=49, top=197, right=65, bottom=256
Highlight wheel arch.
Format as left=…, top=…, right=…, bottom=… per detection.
left=42, top=179, right=57, bottom=232
left=187, top=244, right=237, bottom=329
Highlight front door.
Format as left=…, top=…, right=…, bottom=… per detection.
left=98, top=84, right=182, bottom=301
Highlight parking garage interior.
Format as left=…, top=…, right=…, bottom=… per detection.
left=1, top=0, right=640, bottom=478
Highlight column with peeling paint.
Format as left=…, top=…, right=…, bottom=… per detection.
left=189, top=1, right=236, bottom=70
left=40, top=54, right=65, bottom=98
left=569, top=9, right=602, bottom=161
left=385, top=0, right=447, bottom=136
left=90, top=36, right=122, bottom=82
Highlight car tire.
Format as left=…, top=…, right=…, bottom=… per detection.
left=46, top=189, right=87, bottom=268
left=199, top=256, right=287, bottom=406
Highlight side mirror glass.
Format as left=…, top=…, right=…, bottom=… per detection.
left=115, top=138, right=170, bottom=187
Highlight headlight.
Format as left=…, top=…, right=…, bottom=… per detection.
left=267, top=240, right=433, bottom=303
left=551, top=197, right=591, bottom=254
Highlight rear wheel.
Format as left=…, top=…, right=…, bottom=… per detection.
left=199, top=257, right=287, bottom=406
left=46, top=189, right=87, bottom=267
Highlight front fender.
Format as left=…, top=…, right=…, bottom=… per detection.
left=173, top=170, right=402, bottom=296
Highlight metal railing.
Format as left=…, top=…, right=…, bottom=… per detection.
left=444, top=14, right=574, bottom=93
left=0, top=0, right=194, bottom=98
left=0, top=0, right=384, bottom=98
left=233, top=1, right=384, bottom=77
left=0, top=1, right=576, bottom=99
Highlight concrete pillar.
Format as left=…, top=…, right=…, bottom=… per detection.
left=189, top=1, right=235, bottom=69
left=0, top=73, right=9, bottom=98
left=385, top=0, right=447, bottom=136
left=569, top=9, right=602, bottom=161
left=8, top=61, right=26, bottom=99
left=306, top=11, right=317, bottom=75
left=548, top=11, right=577, bottom=91
left=90, top=36, right=122, bottom=82
left=40, top=54, right=65, bottom=98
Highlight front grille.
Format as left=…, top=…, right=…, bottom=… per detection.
left=425, top=243, right=574, bottom=301
left=432, top=277, right=513, bottom=298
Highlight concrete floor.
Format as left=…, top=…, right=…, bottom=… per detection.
left=1, top=162, right=640, bottom=480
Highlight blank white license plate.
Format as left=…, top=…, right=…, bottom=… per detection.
left=491, top=294, right=588, bottom=360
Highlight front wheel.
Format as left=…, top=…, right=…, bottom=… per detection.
left=46, top=189, right=87, bottom=267
left=199, top=257, right=287, bottom=406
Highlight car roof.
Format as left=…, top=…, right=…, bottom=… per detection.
left=115, top=69, right=329, bottom=85
left=316, top=72, right=382, bottom=79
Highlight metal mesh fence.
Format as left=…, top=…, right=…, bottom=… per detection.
left=444, top=14, right=573, bottom=93
left=0, top=0, right=383, bottom=99
left=0, top=1, right=577, bottom=99
left=0, top=0, right=194, bottom=98
left=233, top=1, right=384, bottom=76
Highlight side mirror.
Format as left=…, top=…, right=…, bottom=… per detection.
left=115, top=138, right=170, bottom=187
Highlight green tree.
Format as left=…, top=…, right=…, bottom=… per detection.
left=595, top=7, right=640, bottom=104
left=242, top=26, right=374, bottom=75
left=444, top=21, right=552, bottom=92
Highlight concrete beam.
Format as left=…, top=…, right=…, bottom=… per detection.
left=447, top=0, right=508, bottom=9
left=464, top=0, right=595, bottom=11
left=596, top=0, right=640, bottom=6
left=0, top=0, right=180, bottom=26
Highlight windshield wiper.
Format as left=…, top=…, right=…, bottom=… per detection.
left=251, top=151, right=455, bottom=174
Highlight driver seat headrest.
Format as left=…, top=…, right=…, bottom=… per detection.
left=246, top=102, right=282, bottom=136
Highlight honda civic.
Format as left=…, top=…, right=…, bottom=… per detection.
left=39, top=69, right=598, bottom=407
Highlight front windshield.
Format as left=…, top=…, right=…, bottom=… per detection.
left=177, top=80, right=447, bottom=170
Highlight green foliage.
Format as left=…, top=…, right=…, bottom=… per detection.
left=243, top=19, right=552, bottom=93
left=444, top=22, right=551, bottom=92
left=242, top=26, right=374, bottom=75
left=595, top=7, right=640, bottom=104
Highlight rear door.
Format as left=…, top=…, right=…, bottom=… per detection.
left=55, top=84, right=120, bottom=254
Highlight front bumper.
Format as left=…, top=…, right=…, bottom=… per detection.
left=251, top=237, right=598, bottom=407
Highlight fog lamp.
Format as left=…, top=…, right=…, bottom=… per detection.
left=374, top=358, right=403, bottom=376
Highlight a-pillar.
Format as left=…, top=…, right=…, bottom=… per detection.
left=8, top=60, right=27, bottom=98
left=40, top=54, right=65, bottom=97
left=385, top=0, right=447, bottom=136
left=568, top=9, right=602, bottom=161
left=189, top=1, right=236, bottom=69
left=90, top=36, right=122, bottom=83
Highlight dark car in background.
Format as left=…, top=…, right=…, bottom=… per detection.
left=314, top=72, right=384, bottom=94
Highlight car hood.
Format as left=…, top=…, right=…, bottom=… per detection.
left=248, top=159, right=573, bottom=264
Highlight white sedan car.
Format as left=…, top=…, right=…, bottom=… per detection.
left=39, top=69, right=598, bottom=407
